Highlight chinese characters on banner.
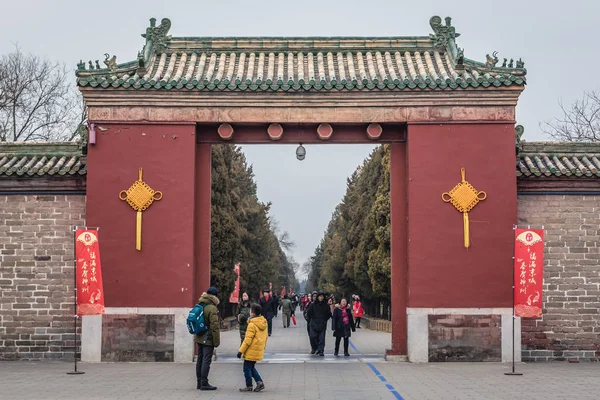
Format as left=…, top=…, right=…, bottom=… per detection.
left=229, top=263, right=241, bottom=304
left=75, top=229, right=105, bottom=316
left=514, top=228, right=544, bottom=318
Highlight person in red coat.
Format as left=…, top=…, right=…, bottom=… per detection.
left=352, top=295, right=364, bottom=328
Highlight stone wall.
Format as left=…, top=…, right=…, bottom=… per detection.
left=518, top=194, right=600, bottom=362
left=428, top=315, right=502, bottom=362
left=101, top=315, right=174, bottom=362
left=0, top=195, right=85, bottom=360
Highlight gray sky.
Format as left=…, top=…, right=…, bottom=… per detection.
left=3, top=0, right=598, bottom=277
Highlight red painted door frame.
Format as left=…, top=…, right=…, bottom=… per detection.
left=194, top=123, right=408, bottom=355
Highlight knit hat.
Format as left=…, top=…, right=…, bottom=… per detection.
left=207, top=287, right=218, bottom=296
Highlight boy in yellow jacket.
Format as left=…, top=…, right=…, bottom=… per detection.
left=237, top=303, right=268, bottom=392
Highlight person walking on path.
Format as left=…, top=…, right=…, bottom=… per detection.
left=303, top=292, right=317, bottom=340
left=279, top=295, right=293, bottom=328
left=237, top=303, right=267, bottom=392
left=306, top=291, right=332, bottom=356
left=194, top=287, right=221, bottom=391
left=353, top=295, right=364, bottom=329
left=332, top=298, right=356, bottom=356
left=301, top=294, right=309, bottom=311
left=259, top=289, right=277, bottom=336
left=290, top=293, right=299, bottom=313
left=238, top=292, right=251, bottom=343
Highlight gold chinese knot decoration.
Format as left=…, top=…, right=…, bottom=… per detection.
left=119, top=168, right=162, bottom=251
left=442, top=168, right=486, bottom=248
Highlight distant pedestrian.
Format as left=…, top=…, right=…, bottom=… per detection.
left=280, top=295, right=293, bottom=328
left=306, top=291, right=332, bottom=356
left=271, top=291, right=279, bottom=317
left=303, top=292, right=317, bottom=340
left=259, top=289, right=277, bottom=336
left=237, top=303, right=267, bottom=392
left=238, top=292, right=251, bottom=343
left=290, top=293, right=299, bottom=312
left=194, top=287, right=221, bottom=391
left=301, top=294, right=309, bottom=311
left=332, top=298, right=355, bottom=356
left=353, top=295, right=364, bottom=329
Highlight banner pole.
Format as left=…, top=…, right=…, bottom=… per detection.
left=505, top=225, right=522, bottom=376
left=67, top=227, right=84, bottom=375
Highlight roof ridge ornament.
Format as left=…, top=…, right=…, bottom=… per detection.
left=429, top=16, right=460, bottom=52
left=141, top=17, right=172, bottom=56
left=516, top=124, right=525, bottom=158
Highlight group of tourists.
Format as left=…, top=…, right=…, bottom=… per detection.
left=192, top=286, right=365, bottom=393
left=193, top=287, right=267, bottom=393
left=303, top=291, right=365, bottom=356
left=250, top=289, right=300, bottom=336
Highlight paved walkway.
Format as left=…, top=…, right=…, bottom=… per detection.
left=1, top=316, right=599, bottom=399
left=217, top=311, right=391, bottom=361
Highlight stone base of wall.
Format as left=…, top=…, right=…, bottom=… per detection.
left=82, top=308, right=193, bottom=362
left=408, top=308, right=517, bottom=363
left=522, top=350, right=600, bottom=362
left=428, top=314, right=502, bottom=362
left=101, top=315, right=174, bottom=362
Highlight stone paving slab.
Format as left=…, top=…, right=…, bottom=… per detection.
left=3, top=317, right=598, bottom=399
left=1, top=360, right=599, bottom=400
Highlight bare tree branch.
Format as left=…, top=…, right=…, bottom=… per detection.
left=0, top=45, right=86, bottom=142
left=540, top=91, right=600, bottom=142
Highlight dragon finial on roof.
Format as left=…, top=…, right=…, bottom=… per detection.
left=141, top=17, right=172, bottom=53
left=429, top=16, right=460, bottom=49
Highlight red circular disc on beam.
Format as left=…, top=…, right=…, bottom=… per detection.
left=267, top=123, right=284, bottom=140
left=366, top=123, right=383, bottom=140
left=217, top=123, right=234, bottom=140
left=317, top=123, right=333, bottom=140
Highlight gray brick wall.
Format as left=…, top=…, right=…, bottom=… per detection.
left=518, top=194, right=600, bottom=362
left=0, top=195, right=85, bottom=360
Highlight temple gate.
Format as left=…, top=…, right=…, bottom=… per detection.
left=76, top=16, right=526, bottom=362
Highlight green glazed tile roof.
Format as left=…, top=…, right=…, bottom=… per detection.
left=0, top=142, right=86, bottom=177
left=76, top=16, right=527, bottom=92
left=3, top=140, right=600, bottom=181
left=517, top=142, right=600, bottom=178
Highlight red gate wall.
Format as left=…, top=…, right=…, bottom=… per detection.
left=406, top=123, right=516, bottom=308
left=86, top=123, right=197, bottom=307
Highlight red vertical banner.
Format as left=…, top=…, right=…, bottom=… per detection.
left=229, top=263, right=240, bottom=303
left=514, top=228, right=544, bottom=318
left=75, top=229, right=105, bottom=316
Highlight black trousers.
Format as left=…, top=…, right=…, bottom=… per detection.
left=335, top=336, right=349, bottom=354
left=266, top=312, right=273, bottom=335
left=196, top=343, right=214, bottom=386
left=309, top=328, right=326, bottom=353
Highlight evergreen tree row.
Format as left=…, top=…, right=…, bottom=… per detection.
left=210, top=145, right=297, bottom=309
left=305, top=145, right=391, bottom=319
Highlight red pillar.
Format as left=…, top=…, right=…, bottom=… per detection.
left=194, top=143, right=212, bottom=302
left=388, top=142, right=408, bottom=355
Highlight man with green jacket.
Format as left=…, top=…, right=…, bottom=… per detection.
left=194, top=287, right=221, bottom=391
left=280, top=295, right=293, bottom=328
